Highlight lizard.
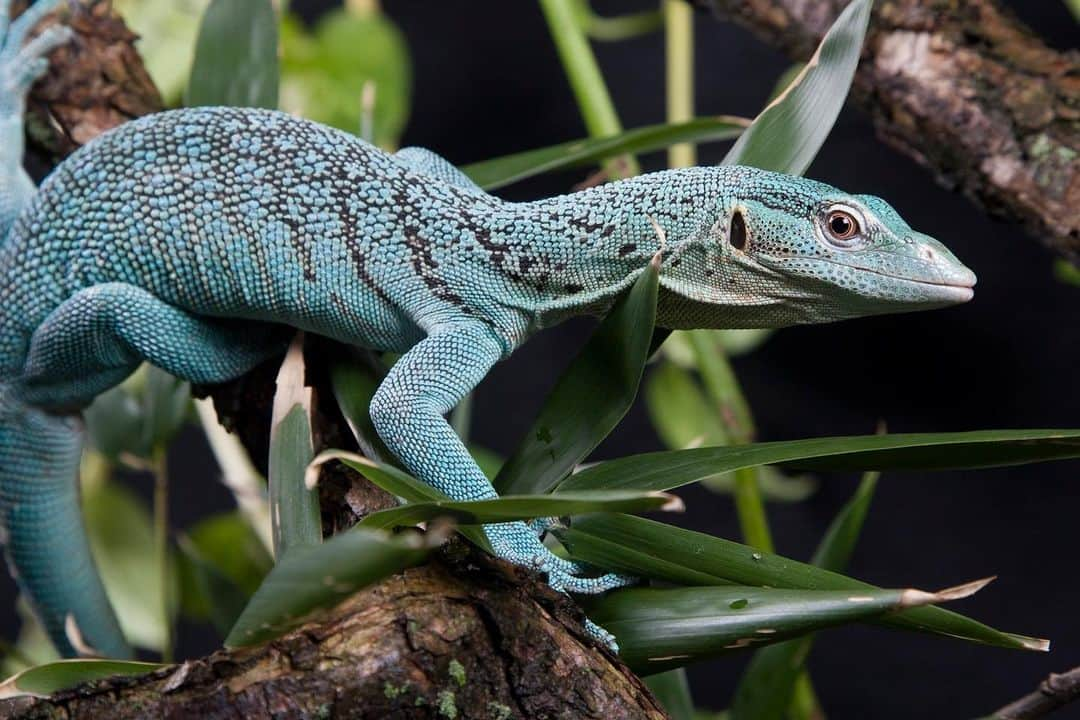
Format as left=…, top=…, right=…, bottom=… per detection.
left=0, top=0, right=976, bottom=660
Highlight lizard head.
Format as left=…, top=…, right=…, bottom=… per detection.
left=655, top=168, right=976, bottom=329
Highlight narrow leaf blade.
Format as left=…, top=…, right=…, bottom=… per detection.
left=0, top=660, right=164, bottom=700
left=495, top=257, right=660, bottom=495
left=557, top=514, right=1047, bottom=652
left=269, top=337, right=321, bottom=559
left=722, top=0, right=872, bottom=174
left=225, top=527, right=440, bottom=648
left=587, top=583, right=965, bottom=675
left=359, top=490, right=681, bottom=530
left=463, top=116, right=747, bottom=190
left=311, top=451, right=493, bottom=552
left=732, top=473, right=879, bottom=720
left=558, top=430, right=1080, bottom=493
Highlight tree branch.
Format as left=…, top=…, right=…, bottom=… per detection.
left=989, top=665, right=1080, bottom=719
left=692, top=0, right=1080, bottom=260
left=2, top=548, right=666, bottom=719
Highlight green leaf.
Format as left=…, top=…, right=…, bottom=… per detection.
left=310, top=451, right=493, bottom=553
left=83, top=365, right=189, bottom=461
left=556, top=514, right=1047, bottom=652
left=558, top=429, right=1080, bottom=493
left=731, top=473, right=878, bottom=720
left=140, top=366, right=191, bottom=452
left=644, top=669, right=695, bottom=720
left=225, top=526, right=442, bottom=648
left=586, top=581, right=981, bottom=675
left=722, top=0, right=872, bottom=174
left=359, top=490, right=681, bottom=531
left=269, top=339, right=322, bottom=559
left=83, top=479, right=174, bottom=652
left=463, top=116, right=748, bottom=190
left=0, top=660, right=164, bottom=700
left=280, top=9, right=411, bottom=146
left=186, top=0, right=279, bottom=108
left=494, top=256, right=661, bottom=495
left=329, top=358, right=395, bottom=464
left=177, top=512, right=272, bottom=634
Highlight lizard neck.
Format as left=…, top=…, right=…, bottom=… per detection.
left=503, top=166, right=741, bottom=328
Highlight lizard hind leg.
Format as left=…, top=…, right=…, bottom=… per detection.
left=6, top=283, right=287, bottom=658
left=20, top=283, right=290, bottom=408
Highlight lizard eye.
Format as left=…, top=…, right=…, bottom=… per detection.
left=819, top=206, right=866, bottom=249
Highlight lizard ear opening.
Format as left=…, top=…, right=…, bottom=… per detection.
left=729, top=210, right=748, bottom=251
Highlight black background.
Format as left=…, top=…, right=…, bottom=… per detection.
left=5, top=1, right=1080, bottom=717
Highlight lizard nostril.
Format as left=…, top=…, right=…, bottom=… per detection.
left=919, top=246, right=937, bottom=261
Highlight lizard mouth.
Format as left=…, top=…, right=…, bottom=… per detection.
left=767, top=256, right=977, bottom=304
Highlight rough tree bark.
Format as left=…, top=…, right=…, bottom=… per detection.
left=693, top=0, right=1080, bottom=260
left=3, top=3, right=667, bottom=718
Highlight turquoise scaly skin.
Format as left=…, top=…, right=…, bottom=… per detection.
left=0, top=1, right=975, bottom=659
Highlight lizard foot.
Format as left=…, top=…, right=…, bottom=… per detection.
left=485, top=520, right=634, bottom=651
left=1, top=0, right=71, bottom=113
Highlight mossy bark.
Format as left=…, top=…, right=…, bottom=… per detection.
left=693, top=0, right=1080, bottom=260
left=3, top=548, right=666, bottom=719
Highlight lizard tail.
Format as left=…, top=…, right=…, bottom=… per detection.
left=0, top=386, right=132, bottom=658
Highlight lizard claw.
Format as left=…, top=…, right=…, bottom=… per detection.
left=485, top=520, right=636, bottom=652
left=0, top=2, right=70, bottom=116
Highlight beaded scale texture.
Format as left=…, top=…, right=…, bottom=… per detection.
left=0, top=0, right=976, bottom=659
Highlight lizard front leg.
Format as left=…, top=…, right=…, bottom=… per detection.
left=369, top=324, right=631, bottom=648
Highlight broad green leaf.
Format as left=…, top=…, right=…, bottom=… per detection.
left=140, top=366, right=191, bottom=452
left=176, top=536, right=250, bottom=636
left=495, top=256, right=661, bottom=496
left=586, top=581, right=981, bottom=675
left=176, top=512, right=272, bottom=634
left=310, top=451, right=493, bottom=553
left=329, top=358, right=394, bottom=464
left=225, top=526, right=442, bottom=648
left=359, top=490, right=681, bottom=531
left=556, top=514, right=1048, bottom=651
left=644, top=669, right=695, bottom=720
left=269, top=338, right=321, bottom=559
left=83, top=365, right=189, bottom=461
left=558, top=430, right=1080, bottom=493
left=83, top=480, right=174, bottom=652
left=732, top=473, right=878, bottom=720
left=464, top=116, right=747, bottom=190
left=0, top=660, right=164, bottom=700
left=186, top=0, right=279, bottom=108
left=722, top=0, right=872, bottom=174
left=280, top=9, right=411, bottom=147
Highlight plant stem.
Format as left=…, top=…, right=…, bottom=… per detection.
left=1066, top=0, right=1080, bottom=24
left=151, top=447, right=173, bottom=663
left=733, top=467, right=774, bottom=552
left=664, top=0, right=695, bottom=168
left=539, top=0, right=640, bottom=179
left=574, top=0, right=663, bottom=42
